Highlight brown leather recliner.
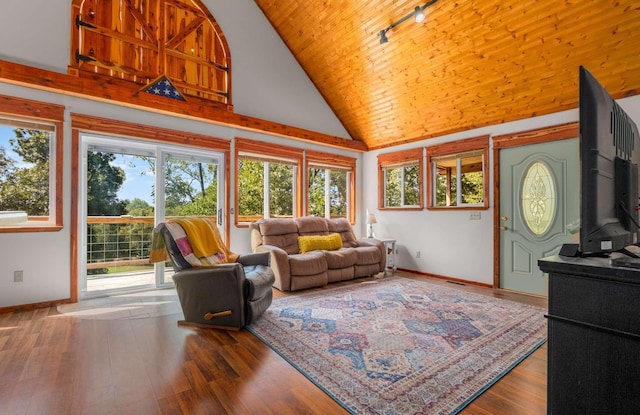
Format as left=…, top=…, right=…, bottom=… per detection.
left=156, top=222, right=275, bottom=329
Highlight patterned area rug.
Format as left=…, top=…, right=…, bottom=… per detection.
left=248, top=277, right=547, bottom=415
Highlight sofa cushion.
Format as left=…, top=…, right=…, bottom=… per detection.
left=258, top=218, right=300, bottom=255
left=262, top=233, right=300, bottom=255
left=327, top=218, right=358, bottom=248
left=258, top=218, right=299, bottom=236
left=295, top=216, right=330, bottom=235
left=327, top=217, right=352, bottom=233
left=289, top=251, right=327, bottom=276
left=324, top=247, right=357, bottom=269
left=298, top=233, right=343, bottom=253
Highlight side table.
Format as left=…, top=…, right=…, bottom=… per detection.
left=380, top=238, right=396, bottom=277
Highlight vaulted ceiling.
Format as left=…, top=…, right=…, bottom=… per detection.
left=255, top=0, right=640, bottom=150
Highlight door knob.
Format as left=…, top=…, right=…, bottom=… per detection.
left=501, top=216, right=508, bottom=221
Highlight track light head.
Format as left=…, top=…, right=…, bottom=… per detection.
left=379, top=29, right=389, bottom=44
left=414, top=6, right=426, bottom=23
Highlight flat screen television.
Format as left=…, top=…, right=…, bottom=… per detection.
left=578, top=66, right=640, bottom=256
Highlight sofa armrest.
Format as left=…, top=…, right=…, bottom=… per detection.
left=355, top=238, right=386, bottom=272
left=255, top=244, right=292, bottom=291
left=237, top=251, right=270, bottom=267
left=355, top=237, right=383, bottom=248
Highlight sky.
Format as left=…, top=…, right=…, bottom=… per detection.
left=0, top=126, right=155, bottom=205
left=111, top=153, right=155, bottom=205
left=0, top=126, right=23, bottom=166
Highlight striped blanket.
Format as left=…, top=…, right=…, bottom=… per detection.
left=149, top=217, right=239, bottom=267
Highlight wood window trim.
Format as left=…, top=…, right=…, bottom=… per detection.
left=377, top=147, right=424, bottom=210
left=0, top=95, right=64, bottom=233
left=426, top=135, right=490, bottom=210
left=234, top=137, right=304, bottom=227
left=70, top=113, right=231, bottom=151
left=305, top=150, right=357, bottom=223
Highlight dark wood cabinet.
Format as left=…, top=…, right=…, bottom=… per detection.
left=539, top=255, right=640, bottom=415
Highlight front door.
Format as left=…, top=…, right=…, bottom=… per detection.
left=499, top=137, right=579, bottom=295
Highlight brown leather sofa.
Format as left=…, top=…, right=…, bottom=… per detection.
left=249, top=216, right=385, bottom=291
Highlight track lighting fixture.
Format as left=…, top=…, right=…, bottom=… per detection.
left=377, top=0, right=438, bottom=44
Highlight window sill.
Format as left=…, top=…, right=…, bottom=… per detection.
left=0, top=225, right=63, bottom=233
left=379, top=207, right=423, bottom=211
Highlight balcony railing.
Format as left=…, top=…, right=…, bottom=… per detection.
left=86, top=215, right=216, bottom=273
left=87, top=216, right=155, bottom=272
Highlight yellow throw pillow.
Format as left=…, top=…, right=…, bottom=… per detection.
left=298, top=233, right=343, bottom=253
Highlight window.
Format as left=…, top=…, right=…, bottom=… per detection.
left=426, top=135, right=489, bottom=209
left=0, top=95, right=63, bottom=231
left=378, top=148, right=423, bottom=209
left=235, top=138, right=303, bottom=225
left=306, top=150, right=356, bottom=222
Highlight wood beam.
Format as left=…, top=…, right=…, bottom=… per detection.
left=0, top=59, right=366, bottom=152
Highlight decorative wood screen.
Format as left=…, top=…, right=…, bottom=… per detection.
left=69, top=0, right=231, bottom=106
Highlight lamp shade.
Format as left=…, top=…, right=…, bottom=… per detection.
left=366, top=213, right=377, bottom=224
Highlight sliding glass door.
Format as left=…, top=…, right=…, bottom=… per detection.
left=158, top=151, right=221, bottom=284
left=79, top=134, right=224, bottom=298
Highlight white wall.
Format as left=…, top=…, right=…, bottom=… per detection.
left=0, top=0, right=356, bottom=308
left=205, top=1, right=351, bottom=139
left=1, top=0, right=639, bottom=305
left=362, top=95, right=640, bottom=286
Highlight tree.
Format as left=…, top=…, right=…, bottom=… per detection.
left=164, top=159, right=218, bottom=216
left=126, top=198, right=154, bottom=216
left=0, top=129, right=50, bottom=215
left=461, top=171, right=484, bottom=204
left=384, top=168, right=401, bottom=207
left=308, top=168, right=325, bottom=216
left=309, top=168, right=348, bottom=218
left=87, top=151, right=127, bottom=215
left=237, top=159, right=264, bottom=217
left=84, top=151, right=127, bottom=274
left=269, top=163, right=293, bottom=216
left=403, top=165, right=420, bottom=206
left=329, top=170, right=347, bottom=217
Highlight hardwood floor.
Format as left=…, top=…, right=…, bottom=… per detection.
left=0, top=273, right=547, bottom=414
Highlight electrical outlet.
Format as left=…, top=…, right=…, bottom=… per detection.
left=14, top=270, right=23, bottom=282
left=416, top=250, right=421, bottom=259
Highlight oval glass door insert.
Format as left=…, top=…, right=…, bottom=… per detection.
left=521, top=161, right=556, bottom=235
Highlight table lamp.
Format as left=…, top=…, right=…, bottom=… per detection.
left=366, top=212, right=377, bottom=238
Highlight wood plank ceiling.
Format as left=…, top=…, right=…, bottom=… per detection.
left=255, top=0, right=640, bottom=150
